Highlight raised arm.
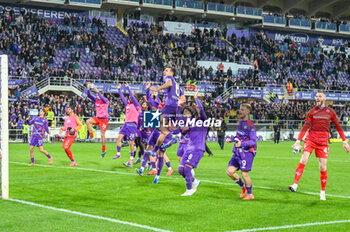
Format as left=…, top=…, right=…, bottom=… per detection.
left=126, top=85, right=139, bottom=107
left=146, top=88, right=160, bottom=108
left=87, top=90, right=97, bottom=102
left=195, top=97, right=207, bottom=121
left=118, top=85, right=128, bottom=106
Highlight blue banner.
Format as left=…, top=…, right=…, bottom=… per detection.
left=294, top=91, right=316, bottom=100
left=294, top=92, right=350, bottom=101
left=21, top=85, right=38, bottom=97
left=9, top=79, right=26, bottom=87
left=233, top=89, right=263, bottom=99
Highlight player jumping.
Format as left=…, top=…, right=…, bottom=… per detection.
left=114, top=83, right=141, bottom=164
left=151, top=66, right=180, bottom=155
left=61, top=106, right=82, bottom=167
left=86, top=82, right=110, bottom=158
left=28, top=109, right=53, bottom=166
left=289, top=92, right=350, bottom=200
left=226, top=104, right=257, bottom=200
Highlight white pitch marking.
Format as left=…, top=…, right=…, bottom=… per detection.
left=7, top=198, right=172, bottom=232
left=227, top=219, right=350, bottom=232
left=10, top=161, right=350, bottom=199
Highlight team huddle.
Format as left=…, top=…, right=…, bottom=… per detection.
left=26, top=67, right=350, bottom=199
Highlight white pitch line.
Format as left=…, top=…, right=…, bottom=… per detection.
left=7, top=198, right=172, bottom=232
left=227, top=219, right=350, bottom=232
left=10, top=161, right=350, bottom=199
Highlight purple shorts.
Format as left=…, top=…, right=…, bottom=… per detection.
left=140, top=131, right=148, bottom=145
left=119, top=122, right=137, bottom=141
left=177, top=142, right=188, bottom=157
left=29, top=136, right=44, bottom=147
left=180, top=149, right=204, bottom=168
left=228, top=151, right=255, bottom=172
left=147, top=130, right=160, bottom=147
left=161, top=104, right=177, bottom=120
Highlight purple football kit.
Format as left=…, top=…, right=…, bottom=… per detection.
left=161, top=75, right=179, bottom=119
left=228, top=120, right=257, bottom=171
left=29, top=117, right=49, bottom=147
left=171, top=127, right=190, bottom=157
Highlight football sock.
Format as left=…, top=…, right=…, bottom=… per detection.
left=117, top=146, right=121, bottom=154
left=178, top=166, right=185, bottom=178
left=89, top=132, right=93, bottom=138
left=141, top=152, right=149, bottom=168
left=184, top=166, right=194, bottom=190
left=151, top=161, right=156, bottom=170
left=246, top=185, right=253, bottom=195
left=46, top=154, right=51, bottom=159
left=31, top=158, right=35, bottom=163
left=320, top=170, right=327, bottom=191
left=138, top=150, right=143, bottom=159
left=65, top=148, right=74, bottom=161
left=294, top=163, right=305, bottom=184
left=157, top=157, right=164, bottom=176
left=235, top=178, right=245, bottom=188
left=102, top=145, right=106, bottom=152
left=166, top=161, right=172, bottom=170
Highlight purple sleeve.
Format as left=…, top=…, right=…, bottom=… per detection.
left=195, top=98, right=207, bottom=120
left=241, top=127, right=257, bottom=147
left=28, top=117, right=36, bottom=125
left=146, top=89, right=159, bottom=108
left=98, top=92, right=108, bottom=104
left=155, top=95, right=161, bottom=104
left=87, top=90, right=97, bottom=102
left=127, top=86, right=139, bottom=107
left=45, top=120, right=49, bottom=134
left=118, top=88, right=128, bottom=106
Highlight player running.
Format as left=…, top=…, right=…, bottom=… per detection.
left=28, top=109, right=52, bottom=166
left=61, top=106, right=82, bottom=167
left=226, top=104, right=257, bottom=200
left=86, top=82, right=110, bottom=158
left=289, top=92, right=350, bottom=200
left=114, top=83, right=141, bottom=164
left=177, top=91, right=206, bottom=196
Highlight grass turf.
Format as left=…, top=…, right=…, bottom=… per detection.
left=1, top=141, right=350, bottom=232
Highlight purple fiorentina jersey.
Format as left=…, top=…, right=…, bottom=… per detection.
left=183, top=99, right=208, bottom=152
left=163, top=75, right=179, bottom=107
left=29, top=117, right=49, bottom=138
left=233, top=120, right=257, bottom=154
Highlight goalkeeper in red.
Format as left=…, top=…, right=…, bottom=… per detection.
left=289, top=92, right=350, bottom=200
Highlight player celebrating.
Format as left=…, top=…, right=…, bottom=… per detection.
left=86, top=82, right=110, bottom=158
left=114, top=83, right=141, bottom=165
left=226, top=104, right=257, bottom=200
left=177, top=91, right=206, bottom=196
left=61, top=106, right=82, bottom=167
left=151, top=66, right=180, bottom=154
left=28, top=109, right=52, bottom=166
left=289, top=92, right=350, bottom=200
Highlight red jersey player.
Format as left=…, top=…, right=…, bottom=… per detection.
left=289, top=92, right=350, bottom=200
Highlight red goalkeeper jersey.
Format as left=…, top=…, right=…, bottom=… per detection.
left=301, top=106, right=346, bottom=146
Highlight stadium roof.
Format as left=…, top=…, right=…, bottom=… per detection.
left=214, top=0, right=350, bottom=20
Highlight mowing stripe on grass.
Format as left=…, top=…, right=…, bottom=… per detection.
left=10, top=161, right=350, bottom=199
left=8, top=198, right=172, bottom=232
left=227, top=219, right=350, bottom=232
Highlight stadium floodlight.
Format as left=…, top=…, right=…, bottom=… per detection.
left=0, top=55, right=9, bottom=199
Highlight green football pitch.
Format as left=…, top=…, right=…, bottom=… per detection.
left=1, top=141, right=350, bottom=232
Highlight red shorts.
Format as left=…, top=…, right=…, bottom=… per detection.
left=62, top=136, right=76, bottom=149
left=303, top=140, right=329, bottom=158
left=93, top=117, right=109, bottom=132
